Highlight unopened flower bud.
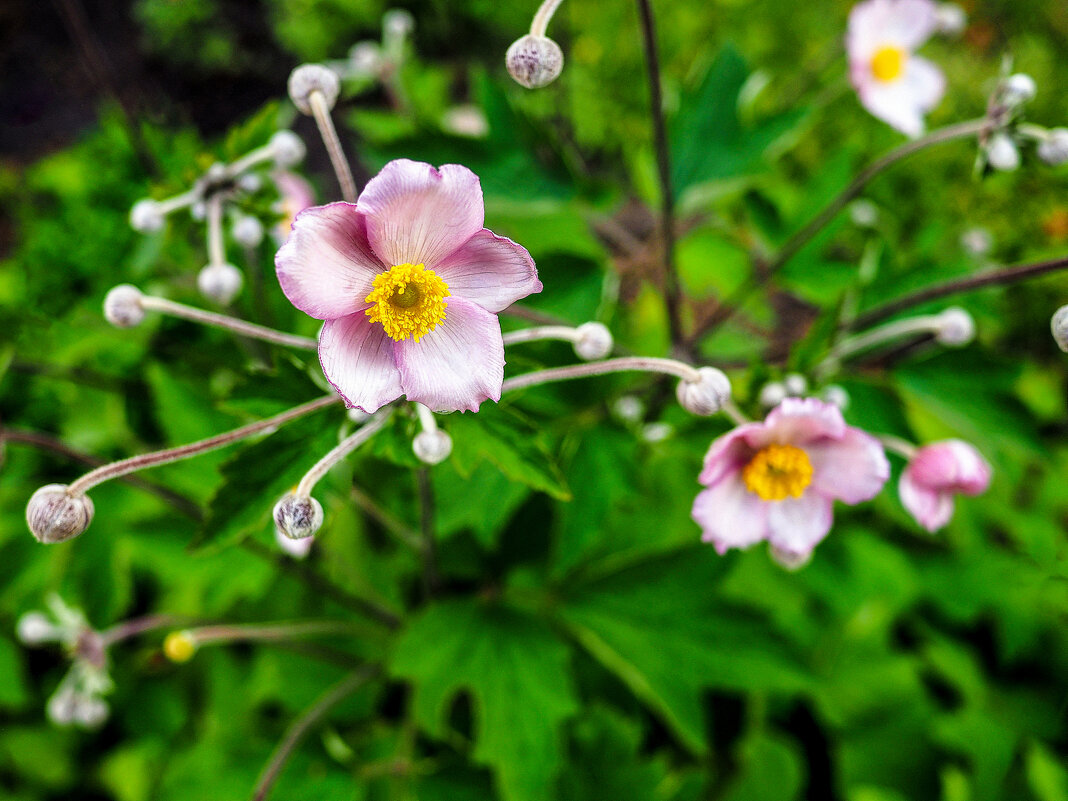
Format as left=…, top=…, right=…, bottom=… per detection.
left=197, top=263, right=244, bottom=305
left=273, top=494, right=324, bottom=540
left=129, top=199, right=165, bottom=233
left=935, top=307, right=975, bottom=346
left=413, top=429, right=452, bottom=465
left=934, top=2, right=967, bottom=35
left=783, top=373, right=808, bottom=396
left=27, top=484, right=94, bottom=544
left=270, top=130, right=306, bottom=168
left=613, top=395, right=644, bottom=423
left=849, top=199, right=879, bottom=228
left=191, top=201, right=207, bottom=221
left=1037, top=128, right=1068, bottom=166
left=770, top=545, right=812, bottom=571
left=349, top=42, right=383, bottom=77
left=642, top=422, right=674, bottom=442
left=676, top=367, right=731, bottom=416
left=163, top=630, right=198, bottom=663
left=573, top=322, right=613, bottom=361
left=17, top=611, right=60, bottom=645
left=441, top=105, right=490, bottom=138
left=103, top=284, right=145, bottom=328
left=288, top=64, right=341, bottom=114
left=822, top=385, right=850, bottom=410
left=960, top=227, right=993, bottom=257
left=232, top=215, right=264, bottom=248
left=758, top=381, right=787, bottom=408
left=73, top=695, right=109, bottom=728
left=47, top=685, right=78, bottom=725
left=275, top=526, right=314, bottom=559
left=237, top=173, right=263, bottom=193
left=986, top=133, right=1020, bottom=172
left=1051, top=304, right=1068, bottom=352
left=1001, top=73, right=1036, bottom=106
left=383, top=8, right=415, bottom=40
left=506, top=34, right=564, bottom=89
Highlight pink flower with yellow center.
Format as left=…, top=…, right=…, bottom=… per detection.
left=275, top=159, right=541, bottom=413
left=692, top=398, right=890, bottom=560
left=899, top=440, right=991, bottom=531
left=847, top=0, right=946, bottom=137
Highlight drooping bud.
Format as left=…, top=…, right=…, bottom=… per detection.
left=1051, top=304, right=1068, bottom=353
left=1001, top=73, right=1037, bottom=106
left=821, top=385, right=850, bottom=410
left=413, top=429, right=452, bottom=465
left=270, top=130, right=307, bottom=168
left=934, top=307, right=975, bottom=346
left=506, top=34, right=564, bottom=89
left=197, top=263, right=244, bottom=305
left=573, top=322, right=613, bottom=361
left=758, top=381, right=787, bottom=408
left=1037, top=128, right=1068, bottom=167
left=287, top=64, right=341, bottom=114
left=231, top=215, right=265, bottom=248
left=349, top=42, right=384, bottom=78
left=986, top=133, right=1020, bottom=172
left=848, top=199, right=879, bottom=228
left=103, top=284, right=145, bottom=328
left=273, top=494, right=324, bottom=540
left=382, top=8, right=415, bottom=40
left=783, top=373, right=808, bottom=396
left=16, top=611, right=61, bottom=645
left=26, top=484, right=94, bottom=544
left=275, top=526, right=315, bottom=559
left=46, top=685, right=79, bottom=726
left=72, top=695, right=109, bottom=728
left=933, top=2, right=967, bottom=35
left=676, top=367, right=732, bottom=416
left=237, top=173, right=262, bottom=193
left=129, top=199, right=165, bottom=233
left=163, top=630, right=198, bottom=663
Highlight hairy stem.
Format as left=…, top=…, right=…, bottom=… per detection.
left=309, top=90, right=358, bottom=202
left=139, top=295, right=317, bottom=350
left=502, top=356, right=701, bottom=394
left=295, top=409, right=393, bottom=496
left=530, top=0, right=565, bottom=37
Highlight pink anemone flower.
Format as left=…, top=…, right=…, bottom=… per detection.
left=275, top=159, right=542, bottom=413
left=847, top=0, right=946, bottom=137
left=899, top=440, right=991, bottom=531
left=692, top=398, right=890, bottom=561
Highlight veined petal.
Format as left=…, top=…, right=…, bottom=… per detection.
left=806, top=427, right=890, bottom=504
left=432, top=229, right=543, bottom=312
left=698, top=423, right=765, bottom=487
left=319, top=314, right=402, bottom=413
left=763, top=398, right=847, bottom=445
left=692, top=474, right=769, bottom=555
left=395, top=297, right=504, bottom=413
left=276, top=203, right=383, bottom=319
left=358, top=160, right=485, bottom=269
left=899, top=472, right=955, bottom=532
left=765, top=492, right=834, bottom=558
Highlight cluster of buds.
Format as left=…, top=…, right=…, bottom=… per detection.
left=981, top=72, right=1068, bottom=172
left=331, top=8, right=415, bottom=85
left=506, top=0, right=565, bottom=89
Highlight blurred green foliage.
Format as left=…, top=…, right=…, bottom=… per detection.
left=2, top=1, right=1068, bottom=800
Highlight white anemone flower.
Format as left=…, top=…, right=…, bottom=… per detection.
left=847, top=0, right=946, bottom=137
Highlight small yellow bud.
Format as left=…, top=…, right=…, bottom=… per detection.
left=163, top=631, right=198, bottom=663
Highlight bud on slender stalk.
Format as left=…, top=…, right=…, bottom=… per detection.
left=572, top=322, right=613, bottom=361
left=934, top=307, right=975, bottom=346
left=676, top=367, right=732, bottom=416
left=232, top=215, right=265, bottom=248
left=506, top=34, right=564, bottom=89
left=103, top=284, right=146, bottom=328
left=288, top=64, right=341, bottom=114
left=758, top=381, right=787, bottom=408
left=413, top=429, right=452, bottom=465
left=986, top=133, right=1021, bottom=172
left=783, top=373, right=808, bottom=396
left=273, top=494, right=324, bottom=540
left=1052, top=304, right=1068, bottom=353
left=26, top=484, right=94, bottom=544
left=1037, top=128, right=1068, bottom=166
left=129, top=199, right=165, bottom=233
left=197, top=263, right=244, bottom=305
left=270, top=130, right=307, bottom=168
left=17, top=612, right=60, bottom=645
left=1001, top=73, right=1036, bottom=106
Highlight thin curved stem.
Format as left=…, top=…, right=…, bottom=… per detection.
left=250, top=665, right=380, bottom=801
left=295, top=409, right=393, bottom=496
left=156, top=189, right=198, bottom=216
left=815, top=314, right=943, bottom=377
left=100, top=614, right=181, bottom=647
left=139, top=295, right=317, bottom=349
left=206, top=192, right=225, bottom=265
left=691, top=118, right=989, bottom=341
left=226, top=143, right=277, bottom=178
left=183, top=620, right=361, bottom=647
left=530, top=0, right=565, bottom=37
left=721, top=400, right=750, bottom=426
left=413, top=403, right=437, bottom=433
left=309, top=90, right=357, bottom=202
left=878, top=434, right=917, bottom=460
left=502, top=356, right=700, bottom=394
left=635, top=0, right=683, bottom=351
left=67, top=396, right=339, bottom=496
left=502, top=325, right=580, bottom=346
left=854, top=253, right=1068, bottom=328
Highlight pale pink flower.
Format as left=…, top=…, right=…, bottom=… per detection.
left=847, top=0, right=946, bottom=137
left=273, top=171, right=316, bottom=243
left=692, top=398, right=889, bottom=561
left=898, top=440, right=990, bottom=531
left=276, top=159, right=541, bottom=413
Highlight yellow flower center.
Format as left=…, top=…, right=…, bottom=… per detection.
left=742, top=444, right=814, bottom=502
left=870, top=45, right=907, bottom=83
left=364, top=262, right=450, bottom=342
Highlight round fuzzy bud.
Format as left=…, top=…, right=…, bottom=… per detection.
left=73, top=695, right=109, bottom=729
left=190, top=201, right=207, bottom=221
left=129, top=199, right=165, bottom=233
left=103, top=284, right=145, bottom=328
left=613, top=395, right=645, bottom=423
left=383, top=8, right=415, bottom=39
left=960, top=227, right=993, bottom=257
left=441, top=105, right=490, bottom=138
left=1002, top=73, right=1037, bottom=106
left=770, top=545, right=812, bottom=571
left=349, top=41, right=384, bottom=77
left=573, top=322, right=613, bottom=361
left=1037, top=128, right=1068, bottom=166
left=26, top=484, right=94, bottom=545
left=934, top=3, right=967, bottom=35
left=237, top=173, right=263, bottom=193
left=986, top=133, right=1020, bottom=172
left=231, top=215, right=264, bottom=248
left=163, top=631, right=198, bottom=663
left=641, top=422, right=674, bottom=443
left=783, top=373, right=808, bottom=396
left=270, top=130, right=307, bottom=168
left=46, top=685, right=78, bottom=726
left=506, top=34, right=564, bottom=89
left=848, top=199, right=879, bottom=228
left=413, top=429, right=452, bottom=465
left=275, top=526, right=314, bottom=559
left=935, top=307, right=975, bottom=346
left=758, top=381, right=787, bottom=408
left=17, top=611, right=60, bottom=645
left=821, top=385, right=851, bottom=410
left=676, top=367, right=732, bottom=416
left=288, top=64, right=341, bottom=114
left=273, top=494, right=324, bottom=540
left=197, top=263, right=244, bottom=305
left=1051, top=304, right=1068, bottom=353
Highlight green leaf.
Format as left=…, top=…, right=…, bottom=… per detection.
left=390, top=599, right=578, bottom=801
left=0, top=636, right=28, bottom=709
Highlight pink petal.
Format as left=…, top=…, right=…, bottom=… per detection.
left=904, top=55, right=946, bottom=112
left=358, top=160, right=485, bottom=270
left=855, top=58, right=944, bottom=137
left=763, top=398, right=846, bottom=445
left=692, top=474, right=769, bottom=554
left=899, top=472, right=955, bottom=531
left=432, top=229, right=543, bottom=313
left=276, top=204, right=384, bottom=320
left=806, top=427, right=890, bottom=504
left=319, top=313, right=403, bottom=413
left=394, top=297, right=504, bottom=413
left=765, top=492, right=835, bottom=558
left=909, top=440, right=991, bottom=494
left=697, top=423, right=765, bottom=487
left=847, top=0, right=937, bottom=59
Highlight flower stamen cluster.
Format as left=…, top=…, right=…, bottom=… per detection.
left=742, top=444, right=814, bottom=501
left=364, top=262, right=450, bottom=342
